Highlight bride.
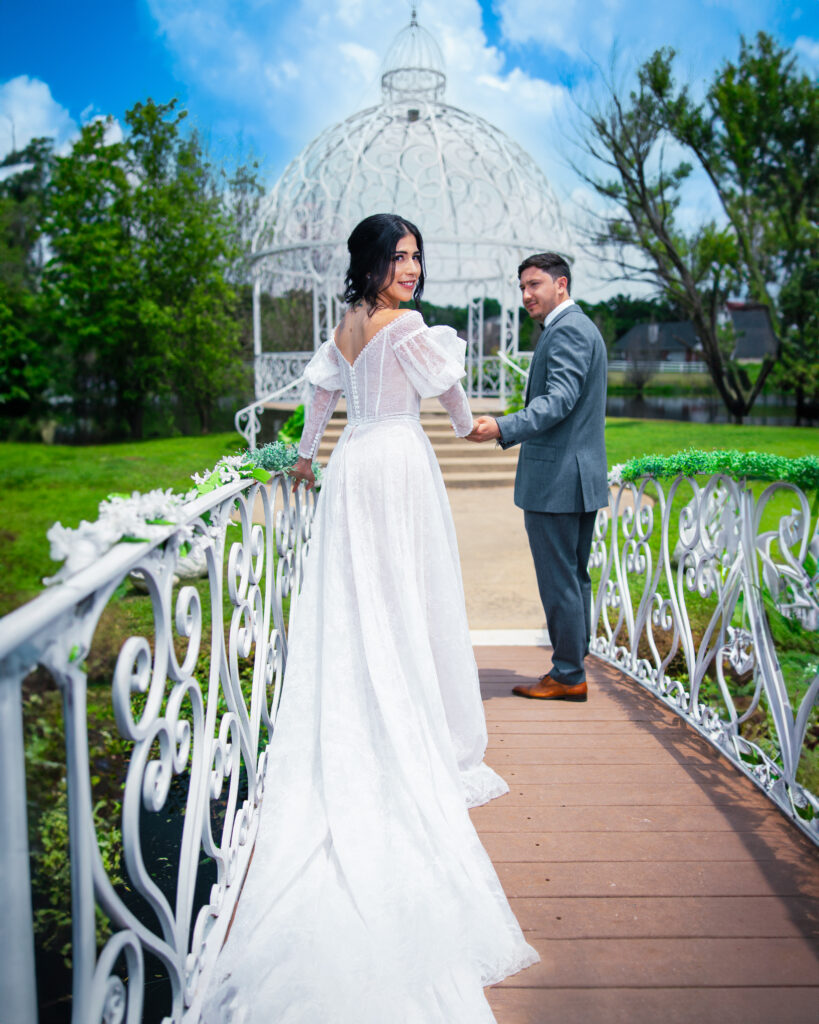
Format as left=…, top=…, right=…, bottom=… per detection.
left=202, top=214, right=538, bottom=1023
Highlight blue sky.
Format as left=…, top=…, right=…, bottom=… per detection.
left=3, top=0, right=816, bottom=176
left=1, top=0, right=817, bottom=294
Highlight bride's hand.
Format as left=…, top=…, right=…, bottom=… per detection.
left=465, top=416, right=501, bottom=443
left=290, top=456, right=316, bottom=491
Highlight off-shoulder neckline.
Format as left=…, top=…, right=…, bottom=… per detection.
left=331, top=309, right=420, bottom=368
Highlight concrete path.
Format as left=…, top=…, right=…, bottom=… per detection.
left=449, top=485, right=544, bottom=630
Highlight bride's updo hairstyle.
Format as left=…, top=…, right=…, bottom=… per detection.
left=343, top=213, right=426, bottom=312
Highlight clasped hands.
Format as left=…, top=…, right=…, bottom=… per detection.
left=465, top=416, right=501, bottom=443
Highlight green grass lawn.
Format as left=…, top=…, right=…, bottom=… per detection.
left=604, top=418, right=816, bottom=466
left=0, top=433, right=243, bottom=615
left=1, top=420, right=816, bottom=616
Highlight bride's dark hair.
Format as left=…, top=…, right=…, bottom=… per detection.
left=343, top=213, right=425, bottom=312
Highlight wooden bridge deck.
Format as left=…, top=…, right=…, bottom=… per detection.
left=473, top=646, right=819, bottom=1024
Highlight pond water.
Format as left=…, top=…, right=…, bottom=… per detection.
left=605, top=393, right=816, bottom=427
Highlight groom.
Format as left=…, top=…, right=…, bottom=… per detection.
left=467, top=253, right=608, bottom=700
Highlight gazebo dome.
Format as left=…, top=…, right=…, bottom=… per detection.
left=250, top=9, right=570, bottom=395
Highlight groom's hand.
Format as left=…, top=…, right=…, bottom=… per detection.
left=466, top=416, right=501, bottom=443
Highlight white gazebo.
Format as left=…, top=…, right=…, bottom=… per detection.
left=248, top=8, right=570, bottom=401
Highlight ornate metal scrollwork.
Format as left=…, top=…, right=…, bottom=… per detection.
left=0, top=472, right=317, bottom=1022
left=593, top=475, right=819, bottom=842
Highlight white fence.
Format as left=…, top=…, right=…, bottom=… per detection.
left=608, top=360, right=708, bottom=374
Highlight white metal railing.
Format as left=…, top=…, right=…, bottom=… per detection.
left=254, top=353, right=314, bottom=397
left=235, top=377, right=306, bottom=450
left=497, top=351, right=529, bottom=381
left=0, top=472, right=316, bottom=1023
left=607, top=359, right=708, bottom=373
left=592, top=475, right=819, bottom=841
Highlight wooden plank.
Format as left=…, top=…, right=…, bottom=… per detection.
left=480, top=829, right=812, bottom=863
left=472, top=647, right=819, bottom=1024
left=486, top=987, right=819, bottom=1024
left=506, top=895, right=819, bottom=940
left=499, top=937, right=819, bottom=987
left=494, top=860, right=819, bottom=899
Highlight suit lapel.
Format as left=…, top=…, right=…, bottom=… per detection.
left=524, top=305, right=576, bottom=405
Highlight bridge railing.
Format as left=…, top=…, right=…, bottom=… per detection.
left=3, top=463, right=818, bottom=1022
left=591, top=474, right=819, bottom=842
left=0, top=472, right=316, bottom=1023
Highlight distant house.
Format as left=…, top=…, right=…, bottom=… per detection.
left=612, top=321, right=701, bottom=362
left=725, top=302, right=779, bottom=361
left=611, top=303, right=778, bottom=364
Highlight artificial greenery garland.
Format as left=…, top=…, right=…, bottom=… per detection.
left=615, top=449, right=819, bottom=493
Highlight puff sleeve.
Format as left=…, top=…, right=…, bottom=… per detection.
left=298, top=342, right=343, bottom=460
left=390, top=311, right=467, bottom=398
left=302, top=340, right=344, bottom=391
left=390, top=311, right=473, bottom=437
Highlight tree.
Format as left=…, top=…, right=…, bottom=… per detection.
left=574, top=34, right=817, bottom=422
left=45, top=116, right=159, bottom=438
left=644, top=33, right=818, bottom=425
left=44, top=100, right=247, bottom=438
left=125, top=102, right=246, bottom=433
left=0, top=139, right=55, bottom=433
left=774, top=255, right=819, bottom=424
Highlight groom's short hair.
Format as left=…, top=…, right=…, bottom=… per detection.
left=518, top=252, right=572, bottom=294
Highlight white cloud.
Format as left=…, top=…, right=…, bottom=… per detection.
left=0, top=76, right=77, bottom=159
left=145, top=0, right=572, bottom=182
left=794, top=35, right=819, bottom=69
left=497, top=0, right=621, bottom=58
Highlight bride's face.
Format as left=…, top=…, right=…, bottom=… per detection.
left=377, top=233, right=421, bottom=308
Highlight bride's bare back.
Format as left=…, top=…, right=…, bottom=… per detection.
left=333, top=306, right=409, bottom=366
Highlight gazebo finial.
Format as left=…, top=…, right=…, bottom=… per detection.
left=381, top=6, right=446, bottom=104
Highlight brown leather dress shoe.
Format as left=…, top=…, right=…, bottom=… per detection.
left=512, top=674, right=588, bottom=702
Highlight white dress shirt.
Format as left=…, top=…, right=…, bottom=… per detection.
left=541, top=298, right=575, bottom=331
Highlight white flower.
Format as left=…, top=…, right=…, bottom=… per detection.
left=43, top=455, right=268, bottom=586
left=608, top=463, right=625, bottom=487
left=44, top=520, right=118, bottom=584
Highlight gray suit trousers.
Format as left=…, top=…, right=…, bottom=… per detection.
left=524, top=509, right=597, bottom=685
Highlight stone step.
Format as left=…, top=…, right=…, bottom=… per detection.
left=316, top=440, right=517, bottom=461
left=441, top=470, right=517, bottom=488
left=436, top=456, right=518, bottom=472
left=316, top=432, right=514, bottom=451
left=314, top=409, right=516, bottom=487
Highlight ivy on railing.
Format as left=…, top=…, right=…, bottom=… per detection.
left=610, top=448, right=819, bottom=494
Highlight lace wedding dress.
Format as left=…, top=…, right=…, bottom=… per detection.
left=201, top=311, right=538, bottom=1023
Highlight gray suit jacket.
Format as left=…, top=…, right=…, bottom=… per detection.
left=496, top=304, right=608, bottom=514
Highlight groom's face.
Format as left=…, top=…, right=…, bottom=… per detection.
left=519, top=267, right=566, bottom=323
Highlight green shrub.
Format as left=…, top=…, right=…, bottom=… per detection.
left=278, top=405, right=305, bottom=444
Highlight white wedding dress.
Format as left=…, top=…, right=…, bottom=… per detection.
left=202, top=311, right=538, bottom=1023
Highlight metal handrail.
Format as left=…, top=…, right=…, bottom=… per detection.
left=496, top=350, right=530, bottom=380
left=592, top=474, right=819, bottom=842
left=234, top=376, right=306, bottom=449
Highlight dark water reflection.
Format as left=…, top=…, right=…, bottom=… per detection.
left=606, top=393, right=816, bottom=427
